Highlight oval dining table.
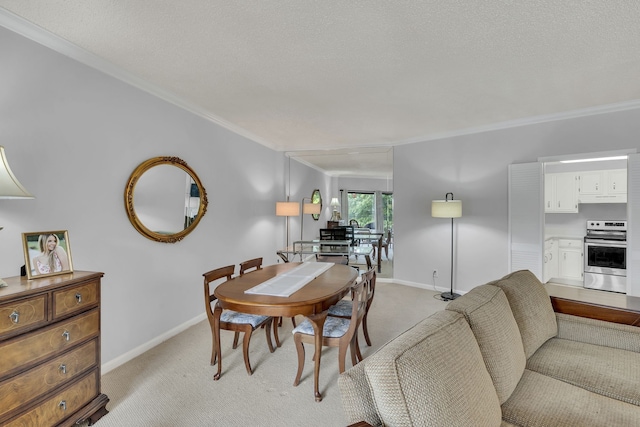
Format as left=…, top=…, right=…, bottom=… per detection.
left=213, top=262, right=358, bottom=401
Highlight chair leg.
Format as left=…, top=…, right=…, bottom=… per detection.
left=241, top=329, right=253, bottom=376
left=354, top=335, right=364, bottom=363
left=291, top=316, right=297, bottom=328
left=338, top=341, right=348, bottom=374
left=293, top=334, right=305, bottom=386
left=265, top=319, right=276, bottom=353
left=362, top=314, right=372, bottom=346
left=232, top=331, right=240, bottom=349
left=210, top=329, right=218, bottom=365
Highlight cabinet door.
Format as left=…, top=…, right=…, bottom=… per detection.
left=608, top=169, right=627, bottom=195
left=578, top=171, right=603, bottom=195
left=554, top=173, right=578, bottom=212
left=559, top=249, right=583, bottom=281
left=544, top=175, right=554, bottom=213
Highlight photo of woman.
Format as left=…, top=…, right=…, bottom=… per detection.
left=23, top=231, right=73, bottom=279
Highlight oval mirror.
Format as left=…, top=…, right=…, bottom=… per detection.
left=311, top=189, right=322, bottom=220
left=124, top=156, right=208, bottom=243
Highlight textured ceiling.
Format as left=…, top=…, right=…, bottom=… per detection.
left=1, top=1, right=640, bottom=177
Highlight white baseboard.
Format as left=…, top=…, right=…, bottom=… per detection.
left=102, top=312, right=207, bottom=374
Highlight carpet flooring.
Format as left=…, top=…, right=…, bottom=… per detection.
left=87, top=281, right=446, bottom=426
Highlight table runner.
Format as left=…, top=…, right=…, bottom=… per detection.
left=244, top=262, right=334, bottom=297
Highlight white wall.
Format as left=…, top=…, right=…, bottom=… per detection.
left=0, top=27, right=314, bottom=368
left=395, top=110, right=640, bottom=293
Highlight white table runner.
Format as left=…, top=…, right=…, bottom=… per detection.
left=244, top=262, right=334, bottom=297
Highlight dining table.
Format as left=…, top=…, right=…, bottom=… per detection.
left=212, top=262, right=358, bottom=401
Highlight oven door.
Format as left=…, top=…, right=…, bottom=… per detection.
left=584, top=239, right=626, bottom=276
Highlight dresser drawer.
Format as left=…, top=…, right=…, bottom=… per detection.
left=4, top=369, right=98, bottom=427
left=0, top=294, right=47, bottom=338
left=53, top=280, right=99, bottom=319
left=0, top=309, right=99, bottom=378
left=0, top=339, right=98, bottom=421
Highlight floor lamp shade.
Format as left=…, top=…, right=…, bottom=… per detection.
left=303, top=203, right=321, bottom=215
left=0, top=147, right=34, bottom=199
left=276, top=201, right=300, bottom=216
left=431, top=199, right=462, bottom=218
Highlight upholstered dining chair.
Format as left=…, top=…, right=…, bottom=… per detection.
left=328, top=268, right=376, bottom=352
left=291, top=278, right=367, bottom=387
left=203, top=265, right=277, bottom=377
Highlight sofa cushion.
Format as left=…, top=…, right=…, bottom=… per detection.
left=502, top=369, right=640, bottom=426
left=492, top=270, right=557, bottom=358
left=527, top=337, right=640, bottom=406
left=446, top=285, right=526, bottom=404
left=363, top=310, right=502, bottom=426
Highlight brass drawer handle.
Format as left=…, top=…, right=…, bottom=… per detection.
left=62, top=330, right=71, bottom=341
left=9, top=310, right=19, bottom=324
left=59, top=364, right=67, bottom=374
left=75, top=293, right=82, bottom=304
left=59, top=400, right=67, bottom=411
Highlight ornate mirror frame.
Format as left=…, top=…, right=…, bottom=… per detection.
left=124, top=156, right=208, bottom=243
left=311, top=189, right=322, bottom=221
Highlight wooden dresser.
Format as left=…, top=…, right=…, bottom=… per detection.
left=0, top=271, right=109, bottom=426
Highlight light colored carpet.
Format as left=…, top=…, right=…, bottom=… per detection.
left=91, top=281, right=446, bottom=426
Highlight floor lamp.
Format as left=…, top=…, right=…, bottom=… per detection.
left=431, top=192, right=462, bottom=301
left=276, top=201, right=300, bottom=249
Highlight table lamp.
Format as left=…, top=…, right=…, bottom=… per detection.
left=329, top=197, right=340, bottom=221
left=431, top=192, right=462, bottom=301
left=0, top=146, right=34, bottom=286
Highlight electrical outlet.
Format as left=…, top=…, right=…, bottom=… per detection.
left=432, top=269, right=438, bottom=278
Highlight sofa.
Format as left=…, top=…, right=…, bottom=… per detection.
left=339, top=270, right=640, bottom=426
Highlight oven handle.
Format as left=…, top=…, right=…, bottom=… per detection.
left=584, top=239, right=627, bottom=248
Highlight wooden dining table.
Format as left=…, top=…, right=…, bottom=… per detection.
left=213, top=262, right=358, bottom=401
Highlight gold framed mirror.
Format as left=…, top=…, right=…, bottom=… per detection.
left=311, top=189, right=322, bottom=220
left=124, top=156, right=208, bottom=243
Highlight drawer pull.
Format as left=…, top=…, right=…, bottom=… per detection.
left=59, top=364, right=67, bottom=374
left=59, top=400, right=67, bottom=411
left=62, top=330, right=71, bottom=341
left=9, top=310, right=19, bottom=323
left=75, top=293, right=82, bottom=304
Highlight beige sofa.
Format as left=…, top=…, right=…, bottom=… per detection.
left=339, top=270, right=640, bottom=426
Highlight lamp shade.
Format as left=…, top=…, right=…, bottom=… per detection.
left=431, top=199, right=462, bottom=218
left=329, top=197, right=340, bottom=208
left=0, top=146, right=33, bottom=199
left=303, top=202, right=321, bottom=215
left=276, top=201, right=300, bottom=216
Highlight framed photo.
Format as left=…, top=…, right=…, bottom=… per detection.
left=22, top=230, right=74, bottom=279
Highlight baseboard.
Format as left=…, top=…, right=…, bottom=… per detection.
left=102, top=312, right=207, bottom=374
left=390, top=278, right=466, bottom=296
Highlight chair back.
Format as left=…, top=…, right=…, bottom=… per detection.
left=346, top=278, right=368, bottom=337
left=363, top=268, right=376, bottom=310
left=239, top=257, right=263, bottom=275
left=203, top=265, right=235, bottom=321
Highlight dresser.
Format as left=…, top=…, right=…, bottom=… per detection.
left=0, top=271, right=109, bottom=426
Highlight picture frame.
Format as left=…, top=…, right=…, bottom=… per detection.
left=22, top=230, right=74, bottom=279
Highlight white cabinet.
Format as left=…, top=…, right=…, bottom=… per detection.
left=577, top=169, right=627, bottom=203
left=557, top=239, right=583, bottom=283
left=545, top=173, right=578, bottom=213
left=543, top=239, right=558, bottom=283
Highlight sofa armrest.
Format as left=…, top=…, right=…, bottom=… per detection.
left=556, top=313, right=640, bottom=352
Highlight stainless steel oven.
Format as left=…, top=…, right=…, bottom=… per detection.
left=584, top=220, right=626, bottom=293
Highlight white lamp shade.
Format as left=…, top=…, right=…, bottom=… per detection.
left=0, top=146, right=33, bottom=199
left=276, top=201, right=300, bottom=216
left=431, top=199, right=462, bottom=218
left=329, top=197, right=340, bottom=207
left=303, top=202, right=321, bottom=215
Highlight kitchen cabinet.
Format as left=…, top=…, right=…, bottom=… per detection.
left=577, top=169, right=627, bottom=203
left=557, top=239, right=583, bottom=283
left=545, top=173, right=578, bottom=213
left=543, top=239, right=558, bottom=283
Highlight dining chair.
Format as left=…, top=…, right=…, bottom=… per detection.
left=203, top=265, right=277, bottom=377
left=328, top=268, right=376, bottom=351
left=291, top=278, right=367, bottom=387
